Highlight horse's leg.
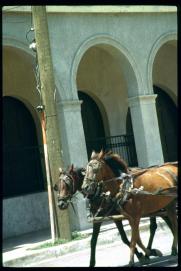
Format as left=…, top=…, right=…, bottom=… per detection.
left=89, top=222, right=101, bottom=267
left=137, top=214, right=176, bottom=260
left=146, top=217, right=162, bottom=257
left=114, top=220, right=144, bottom=261
left=165, top=201, right=178, bottom=256
left=136, top=233, right=152, bottom=258
left=161, top=215, right=173, bottom=234
left=147, top=217, right=157, bottom=250
left=128, top=217, right=141, bottom=266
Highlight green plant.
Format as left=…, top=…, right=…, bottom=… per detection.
left=72, top=231, right=89, bottom=240
left=29, top=231, right=89, bottom=250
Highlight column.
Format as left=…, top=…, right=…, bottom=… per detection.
left=128, top=94, right=164, bottom=167
left=57, top=99, right=88, bottom=166
left=56, top=99, right=90, bottom=230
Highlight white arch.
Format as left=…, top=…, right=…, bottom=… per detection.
left=71, top=34, right=143, bottom=99
left=3, top=36, right=35, bottom=58
left=147, top=31, right=177, bottom=93
left=3, top=39, right=66, bottom=104
left=3, top=37, right=42, bottom=140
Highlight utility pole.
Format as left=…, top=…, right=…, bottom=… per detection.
left=32, top=5, right=71, bottom=241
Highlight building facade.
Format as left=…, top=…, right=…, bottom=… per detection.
left=3, top=6, right=177, bottom=238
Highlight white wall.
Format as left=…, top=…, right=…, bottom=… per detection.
left=3, top=192, right=50, bottom=239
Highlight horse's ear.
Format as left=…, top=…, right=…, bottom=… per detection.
left=53, top=184, right=58, bottom=191
left=81, top=168, right=86, bottom=176
left=98, top=149, right=104, bottom=159
left=91, top=150, right=97, bottom=159
left=69, top=164, right=74, bottom=173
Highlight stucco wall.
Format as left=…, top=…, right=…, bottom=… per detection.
left=3, top=192, right=50, bottom=239
left=153, top=42, right=177, bottom=104
left=3, top=7, right=177, bottom=238
left=3, top=46, right=43, bottom=145
left=46, top=12, right=177, bottom=98
left=3, top=10, right=177, bottom=135
left=77, top=46, right=128, bottom=136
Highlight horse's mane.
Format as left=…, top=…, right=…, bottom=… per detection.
left=75, top=167, right=85, bottom=181
left=104, top=152, right=129, bottom=174
left=90, top=150, right=129, bottom=175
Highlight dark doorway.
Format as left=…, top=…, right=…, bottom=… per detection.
left=126, top=108, right=138, bottom=166
left=78, top=91, right=106, bottom=158
left=3, top=96, right=45, bottom=198
left=154, top=86, right=177, bottom=162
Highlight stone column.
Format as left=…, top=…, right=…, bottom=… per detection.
left=56, top=99, right=90, bottom=230
left=128, top=94, right=164, bottom=167
left=57, top=99, right=88, bottom=166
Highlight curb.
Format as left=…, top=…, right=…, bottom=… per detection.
left=3, top=218, right=167, bottom=267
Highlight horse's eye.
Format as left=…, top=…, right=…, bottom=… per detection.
left=54, top=184, right=58, bottom=191
left=89, top=162, right=95, bottom=168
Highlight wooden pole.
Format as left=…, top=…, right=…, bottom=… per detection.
left=88, top=210, right=168, bottom=224
left=41, top=111, right=56, bottom=242
left=32, top=5, right=71, bottom=241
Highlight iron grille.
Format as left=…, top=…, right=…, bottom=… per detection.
left=86, top=134, right=138, bottom=167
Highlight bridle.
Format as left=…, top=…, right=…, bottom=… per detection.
left=57, top=172, right=76, bottom=202
left=83, top=157, right=134, bottom=215
left=84, top=158, right=125, bottom=194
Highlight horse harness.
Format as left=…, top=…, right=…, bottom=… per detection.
left=87, top=160, right=177, bottom=219
left=57, top=173, right=76, bottom=202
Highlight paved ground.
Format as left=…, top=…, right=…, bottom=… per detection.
left=3, top=217, right=178, bottom=267
left=29, top=224, right=178, bottom=267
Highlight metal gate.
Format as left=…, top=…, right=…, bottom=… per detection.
left=86, top=134, right=138, bottom=167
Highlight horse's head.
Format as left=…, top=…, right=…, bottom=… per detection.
left=53, top=166, right=74, bottom=209
left=81, top=150, right=105, bottom=196
left=53, top=164, right=85, bottom=209
left=82, top=150, right=128, bottom=197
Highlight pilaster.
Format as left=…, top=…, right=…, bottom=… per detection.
left=128, top=94, right=164, bottom=167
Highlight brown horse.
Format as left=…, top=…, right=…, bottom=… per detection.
left=81, top=150, right=177, bottom=266
left=54, top=165, right=145, bottom=266
left=54, top=163, right=176, bottom=267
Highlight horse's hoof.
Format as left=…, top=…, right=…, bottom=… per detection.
left=171, top=248, right=177, bottom=256
left=139, top=255, right=150, bottom=265
left=136, top=252, right=143, bottom=259
left=128, top=261, right=134, bottom=267
left=149, top=249, right=163, bottom=257
left=89, top=261, right=95, bottom=267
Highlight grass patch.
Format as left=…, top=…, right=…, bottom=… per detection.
left=72, top=231, right=89, bottom=240
left=30, top=231, right=89, bottom=250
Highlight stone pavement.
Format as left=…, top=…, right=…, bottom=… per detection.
left=3, top=217, right=167, bottom=267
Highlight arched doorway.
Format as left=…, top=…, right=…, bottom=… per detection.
left=78, top=91, right=106, bottom=158
left=3, top=96, right=45, bottom=198
left=75, top=41, right=140, bottom=165
left=126, top=109, right=138, bottom=166
left=154, top=86, right=177, bottom=162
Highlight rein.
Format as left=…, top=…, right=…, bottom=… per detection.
left=101, top=175, right=127, bottom=184
left=85, top=156, right=178, bottom=223
left=86, top=159, right=131, bottom=219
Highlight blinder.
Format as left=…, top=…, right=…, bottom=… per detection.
left=56, top=173, right=74, bottom=203
left=82, top=157, right=131, bottom=199
left=82, top=159, right=105, bottom=196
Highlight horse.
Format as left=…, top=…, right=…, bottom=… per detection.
left=54, top=163, right=176, bottom=267
left=81, top=150, right=178, bottom=266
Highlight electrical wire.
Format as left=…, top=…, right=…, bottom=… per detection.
left=26, top=6, right=34, bottom=43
